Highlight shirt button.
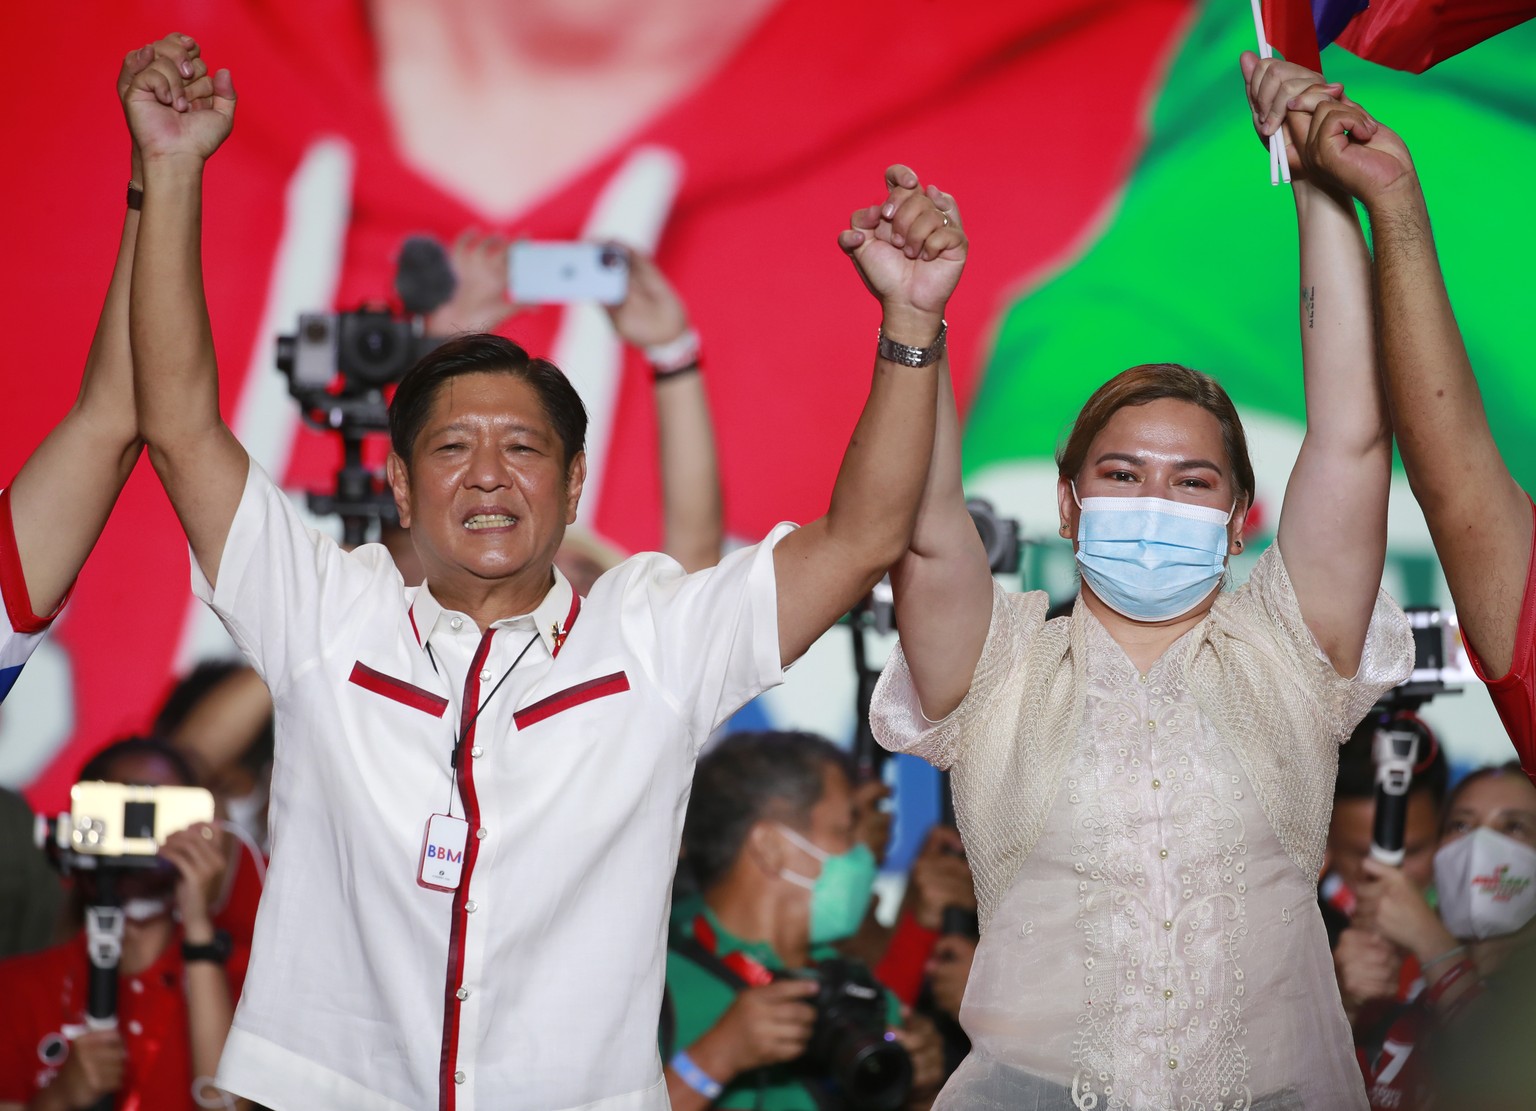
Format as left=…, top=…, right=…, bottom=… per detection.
left=1147, top=720, right=1156, bottom=729
left=127, top=1020, right=144, bottom=1036
left=450, top=618, right=463, bottom=631
left=466, top=900, right=478, bottom=913
left=1159, top=848, right=1169, bottom=859
left=479, top=669, right=492, bottom=682
left=130, top=979, right=144, bottom=994
left=476, top=827, right=487, bottom=840
left=470, top=746, right=483, bottom=759
left=1164, top=989, right=1174, bottom=999
left=1152, top=779, right=1162, bottom=790
left=1168, top=1059, right=1178, bottom=1070
left=1163, top=920, right=1173, bottom=931
left=456, top=987, right=470, bottom=1001
left=454, top=1071, right=466, bottom=1084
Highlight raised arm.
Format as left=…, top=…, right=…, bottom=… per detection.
left=3, top=44, right=169, bottom=618
left=1298, top=99, right=1532, bottom=679
left=885, top=185, right=993, bottom=719
left=126, top=38, right=249, bottom=586
left=772, top=166, right=966, bottom=667
left=605, top=249, right=723, bottom=571
left=1246, top=55, right=1392, bottom=675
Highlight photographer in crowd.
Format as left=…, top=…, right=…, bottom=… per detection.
left=124, top=28, right=962, bottom=1109
left=0, top=738, right=244, bottom=1111
left=666, top=731, right=944, bottom=1110
left=1347, top=762, right=1536, bottom=1109
left=1293, top=83, right=1535, bottom=776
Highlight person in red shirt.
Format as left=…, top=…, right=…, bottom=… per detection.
left=1347, top=763, right=1536, bottom=1110
left=1292, top=89, right=1536, bottom=778
left=0, top=738, right=244, bottom=1111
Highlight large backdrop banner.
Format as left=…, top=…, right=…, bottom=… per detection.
left=1, top=0, right=1532, bottom=810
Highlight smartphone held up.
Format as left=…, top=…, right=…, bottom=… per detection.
left=509, top=242, right=630, bottom=305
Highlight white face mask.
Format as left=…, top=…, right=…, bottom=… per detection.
left=224, top=780, right=270, bottom=852
left=1433, top=827, right=1536, bottom=940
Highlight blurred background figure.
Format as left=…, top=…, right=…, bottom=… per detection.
left=0, top=788, right=66, bottom=961
left=1324, top=714, right=1449, bottom=1017
left=0, top=738, right=246, bottom=1111
left=1349, top=762, right=1536, bottom=1109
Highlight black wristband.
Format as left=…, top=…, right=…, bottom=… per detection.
left=651, top=360, right=701, bottom=383
left=127, top=184, right=144, bottom=211
left=182, top=928, right=232, bottom=965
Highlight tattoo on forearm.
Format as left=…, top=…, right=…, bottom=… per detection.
left=1301, top=285, right=1315, bottom=330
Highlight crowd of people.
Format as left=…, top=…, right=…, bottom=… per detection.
left=0, top=28, right=1532, bottom=1111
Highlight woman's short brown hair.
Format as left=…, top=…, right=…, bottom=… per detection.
left=1055, top=363, right=1256, bottom=510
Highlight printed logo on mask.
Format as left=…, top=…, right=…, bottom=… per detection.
left=1471, top=864, right=1533, bottom=904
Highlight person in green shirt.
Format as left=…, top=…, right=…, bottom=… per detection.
left=663, top=730, right=943, bottom=1110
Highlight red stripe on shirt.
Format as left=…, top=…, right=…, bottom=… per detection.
left=347, top=662, right=449, bottom=718
left=513, top=672, right=629, bottom=730
left=438, top=630, right=495, bottom=1111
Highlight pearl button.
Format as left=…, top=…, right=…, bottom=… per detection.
left=1164, top=989, right=1174, bottom=999
left=479, top=669, right=492, bottom=682
left=1159, top=848, right=1169, bottom=858
left=454, top=1071, right=466, bottom=1084
left=1163, top=920, right=1173, bottom=931
left=450, top=618, right=463, bottom=630
left=471, top=746, right=483, bottom=758
left=466, top=900, right=478, bottom=913
left=476, top=827, right=488, bottom=840
left=1168, top=1059, right=1178, bottom=1070
left=457, top=987, right=470, bottom=1000
left=1146, top=720, right=1156, bottom=729
left=1152, top=779, right=1162, bottom=790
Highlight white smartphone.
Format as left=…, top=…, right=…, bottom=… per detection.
left=509, top=242, right=630, bottom=305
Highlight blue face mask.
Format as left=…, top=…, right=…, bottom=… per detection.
left=776, top=824, right=879, bottom=944
left=1072, top=483, right=1235, bottom=622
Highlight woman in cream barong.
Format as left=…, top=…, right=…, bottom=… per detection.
left=870, top=61, right=1413, bottom=1110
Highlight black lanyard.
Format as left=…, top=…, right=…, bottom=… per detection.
left=426, top=630, right=540, bottom=815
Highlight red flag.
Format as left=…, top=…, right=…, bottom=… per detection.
left=1261, top=0, right=1324, bottom=71
left=1336, top=0, right=1536, bottom=72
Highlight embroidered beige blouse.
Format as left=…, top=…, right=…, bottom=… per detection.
left=871, top=546, right=1412, bottom=1109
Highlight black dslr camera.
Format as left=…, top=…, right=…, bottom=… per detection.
left=782, top=959, right=912, bottom=1111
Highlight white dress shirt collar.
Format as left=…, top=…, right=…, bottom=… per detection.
left=410, top=566, right=578, bottom=656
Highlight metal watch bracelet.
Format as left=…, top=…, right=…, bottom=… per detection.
left=876, top=319, right=947, bottom=367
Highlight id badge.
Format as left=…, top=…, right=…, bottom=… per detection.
left=419, top=813, right=470, bottom=891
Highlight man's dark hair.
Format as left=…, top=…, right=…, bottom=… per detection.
left=154, top=661, right=274, bottom=778
left=78, top=735, right=197, bottom=788
left=388, top=334, right=587, bottom=468
left=683, top=731, right=853, bottom=892
left=1336, top=712, right=1449, bottom=804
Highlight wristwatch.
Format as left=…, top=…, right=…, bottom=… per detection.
left=182, top=928, right=232, bottom=966
left=877, top=320, right=947, bottom=367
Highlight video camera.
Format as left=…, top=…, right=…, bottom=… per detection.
left=779, top=959, right=912, bottom=1111
left=274, top=236, right=458, bottom=546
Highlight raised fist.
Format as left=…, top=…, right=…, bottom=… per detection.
left=1299, top=98, right=1418, bottom=210
left=839, top=165, right=966, bottom=320
left=122, top=33, right=236, bottom=165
